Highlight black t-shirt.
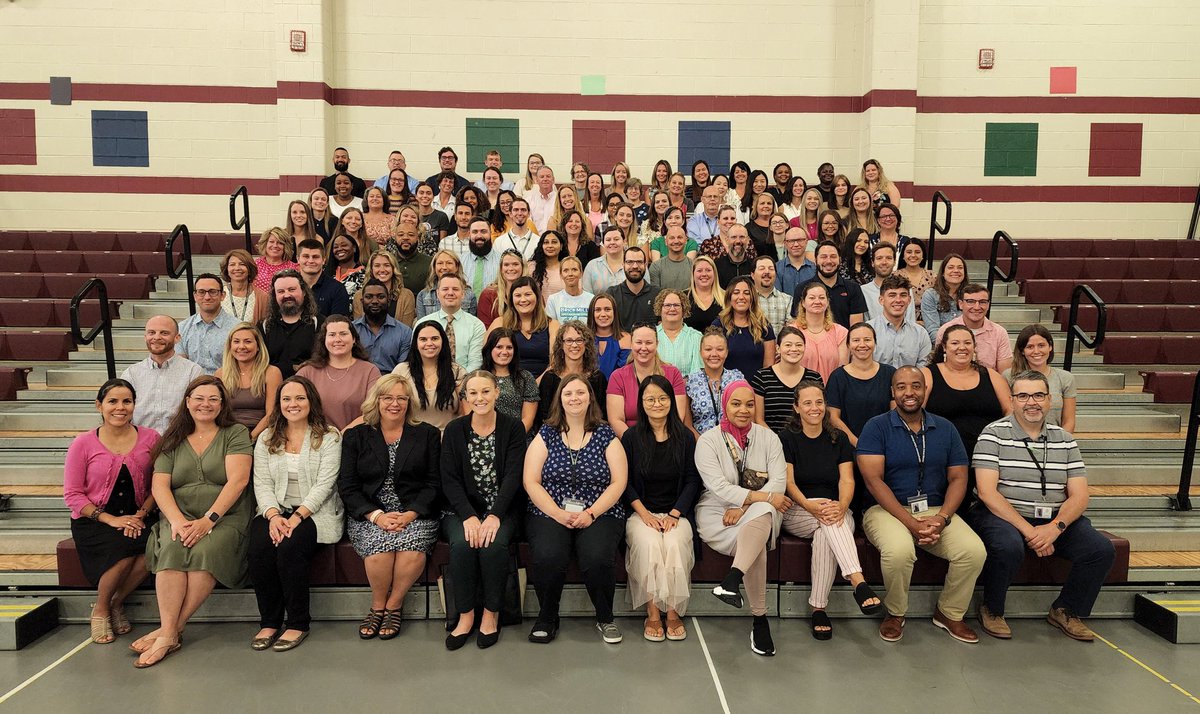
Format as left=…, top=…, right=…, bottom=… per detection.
left=419, top=210, right=451, bottom=242
left=639, top=439, right=681, bottom=513
left=685, top=292, right=721, bottom=333
left=745, top=221, right=774, bottom=260
left=259, top=316, right=320, bottom=379
left=715, top=255, right=754, bottom=289
left=780, top=428, right=853, bottom=501
left=320, top=172, right=367, bottom=199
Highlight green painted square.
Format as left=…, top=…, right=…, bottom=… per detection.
left=580, top=75, right=606, bottom=96
left=466, top=118, right=519, bottom=173
left=984, top=123, right=1038, bottom=177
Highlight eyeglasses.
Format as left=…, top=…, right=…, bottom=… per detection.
left=188, top=395, right=222, bottom=404
left=661, top=303, right=683, bottom=310
left=379, top=395, right=411, bottom=405
left=1013, top=392, right=1049, bottom=403
left=961, top=298, right=990, bottom=306
left=642, top=395, right=672, bottom=405
left=561, top=338, right=586, bottom=345
left=194, top=289, right=222, bottom=297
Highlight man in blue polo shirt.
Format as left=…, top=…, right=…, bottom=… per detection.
left=353, top=280, right=412, bottom=373
left=857, top=366, right=986, bottom=644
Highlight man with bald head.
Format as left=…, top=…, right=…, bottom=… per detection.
left=119, top=315, right=204, bottom=434
left=715, top=224, right=755, bottom=287
left=686, top=185, right=724, bottom=242
left=856, top=366, right=986, bottom=645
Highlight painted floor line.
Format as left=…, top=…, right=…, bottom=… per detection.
left=1093, top=631, right=1200, bottom=707
left=0, top=637, right=92, bottom=706
left=691, top=617, right=731, bottom=714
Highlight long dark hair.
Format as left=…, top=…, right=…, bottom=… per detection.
left=627, top=374, right=688, bottom=477
left=481, top=327, right=529, bottom=394
left=841, top=228, right=872, bottom=276
left=489, top=189, right=517, bottom=232
left=407, top=320, right=458, bottom=411
left=529, top=230, right=561, bottom=290
left=151, top=376, right=239, bottom=462
left=262, top=376, right=334, bottom=454
left=544, top=373, right=604, bottom=434
left=740, top=169, right=769, bottom=212
left=302, top=315, right=371, bottom=368
left=688, top=160, right=710, bottom=204
left=386, top=168, right=413, bottom=205
left=933, top=253, right=970, bottom=313
left=264, top=270, right=318, bottom=330
left=729, top=160, right=752, bottom=188
left=784, top=379, right=841, bottom=443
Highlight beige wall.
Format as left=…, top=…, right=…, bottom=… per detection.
left=0, top=0, right=1196, bottom=240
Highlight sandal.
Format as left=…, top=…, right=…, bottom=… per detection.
left=853, top=582, right=884, bottom=616
left=110, top=606, right=132, bottom=636
left=377, top=609, right=402, bottom=640
left=90, top=616, right=114, bottom=644
left=129, top=629, right=183, bottom=654
left=359, top=609, right=385, bottom=640
left=643, top=618, right=665, bottom=642
left=665, top=616, right=687, bottom=641
left=133, top=636, right=181, bottom=669
left=811, top=610, right=833, bottom=641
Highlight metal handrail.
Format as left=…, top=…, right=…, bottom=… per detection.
left=1188, top=178, right=1200, bottom=240
left=229, top=185, right=251, bottom=252
left=1062, top=284, right=1106, bottom=372
left=925, top=190, right=952, bottom=269
left=1171, top=373, right=1199, bottom=511
left=166, top=224, right=196, bottom=315
left=985, top=230, right=1019, bottom=318
left=69, top=278, right=116, bottom=380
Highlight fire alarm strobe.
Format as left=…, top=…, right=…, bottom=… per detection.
left=978, top=49, right=995, bottom=70
left=290, top=30, right=307, bottom=52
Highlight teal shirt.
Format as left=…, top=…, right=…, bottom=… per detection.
left=656, top=324, right=704, bottom=376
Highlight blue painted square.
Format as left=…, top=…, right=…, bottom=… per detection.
left=678, top=121, right=730, bottom=176
left=92, top=110, right=148, bottom=167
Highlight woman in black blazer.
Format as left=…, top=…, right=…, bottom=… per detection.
left=338, top=373, right=441, bottom=641
left=441, top=370, right=528, bottom=650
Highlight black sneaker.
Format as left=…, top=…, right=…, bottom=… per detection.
left=528, top=619, right=558, bottom=644
left=751, top=615, right=775, bottom=656
left=712, top=568, right=745, bottom=609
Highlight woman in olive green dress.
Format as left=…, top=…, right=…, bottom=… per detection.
left=132, top=375, right=254, bottom=668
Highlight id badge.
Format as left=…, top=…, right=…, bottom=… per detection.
left=1033, top=504, right=1055, bottom=520
left=562, top=498, right=587, bottom=513
left=906, top=493, right=928, bottom=514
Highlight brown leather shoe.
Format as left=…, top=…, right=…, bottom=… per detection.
left=878, top=614, right=905, bottom=642
left=933, top=608, right=979, bottom=644
left=979, top=605, right=1012, bottom=639
left=1047, top=607, right=1095, bottom=642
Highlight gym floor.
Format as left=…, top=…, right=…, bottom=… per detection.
left=2, top=617, right=1198, bottom=712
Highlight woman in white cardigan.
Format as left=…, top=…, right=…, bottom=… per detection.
left=694, top=380, right=790, bottom=656
left=249, top=376, right=344, bottom=652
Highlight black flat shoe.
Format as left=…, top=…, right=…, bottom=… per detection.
left=445, top=631, right=471, bottom=651
left=528, top=619, right=558, bottom=644
left=477, top=628, right=500, bottom=649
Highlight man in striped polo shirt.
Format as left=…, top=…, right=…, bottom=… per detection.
left=970, top=370, right=1116, bottom=642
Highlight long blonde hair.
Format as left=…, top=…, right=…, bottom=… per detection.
left=216, top=323, right=270, bottom=399
left=859, top=158, right=894, bottom=196
left=548, top=184, right=591, bottom=238
left=689, top=255, right=725, bottom=307
left=424, top=249, right=467, bottom=290
left=360, top=373, right=422, bottom=427
left=489, top=249, right=527, bottom=320
left=717, top=275, right=769, bottom=344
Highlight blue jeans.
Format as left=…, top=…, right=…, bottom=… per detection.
left=967, top=506, right=1115, bottom=617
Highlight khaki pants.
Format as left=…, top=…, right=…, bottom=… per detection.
left=862, top=505, right=985, bottom=620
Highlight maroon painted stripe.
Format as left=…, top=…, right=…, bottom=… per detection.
left=0, top=174, right=1193, bottom=203
left=72, top=83, right=277, bottom=105
left=0, top=83, right=50, bottom=101
left=917, top=95, right=1200, bottom=115
left=862, top=89, right=919, bottom=110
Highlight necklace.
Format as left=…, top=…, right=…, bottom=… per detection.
left=325, top=364, right=352, bottom=382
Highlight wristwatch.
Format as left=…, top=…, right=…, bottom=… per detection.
left=936, top=512, right=952, bottom=526
left=1054, top=520, right=1066, bottom=532
left=205, top=511, right=221, bottom=524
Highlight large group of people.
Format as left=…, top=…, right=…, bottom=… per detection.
left=63, top=147, right=1114, bottom=667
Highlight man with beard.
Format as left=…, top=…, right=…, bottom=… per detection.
left=970, top=370, right=1114, bottom=642
left=319, top=147, right=366, bottom=198
left=606, top=245, right=659, bottom=329
left=353, top=279, right=412, bottom=373
left=425, top=146, right=470, bottom=192
left=857, top=367, right=986, bottom=645
left=257, top=270, right=321, bottom=379
left=463, top=218, right=500, bottom=297
left=815, top=162, right=836, bottom=206
left=295, top=239, right=350, bottom=318
left=698, top=205, right=750, bottom=261
left=177, top=273, right=235, bottom=374
left=415, top=273, right=484, bottom=371
left=387, top=224, right=431, bottom=294
left=414, top=181, right=451, bottom=243
left=439, top=203, right=475, bottom=266
left=861, top=243, right=916, bottom=323
left=791, top=240, right=866, bottom=328
left=750, top=255, right=792, bottom=335
left=119, top=315, right=204, bottom=434
left=715, top=224, right=755, bottom=288
left=493, top=197, right=540, bottom=261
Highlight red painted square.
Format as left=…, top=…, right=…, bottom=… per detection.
left=572, top=120, right=625, bottom=174
left=0, top=109, right=36, bottom=164
left=1089, top=123, right=1142, bottom=177
left=1049, top=66, right=1077, bottom=94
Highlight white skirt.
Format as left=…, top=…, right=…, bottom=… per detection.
left=625, top=514, right=695, bottom=614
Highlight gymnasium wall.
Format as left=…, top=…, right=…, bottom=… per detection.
left=0, top=0, right=1197, bottom=240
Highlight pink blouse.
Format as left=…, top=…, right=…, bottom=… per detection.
left=800, top=323, right=849, bottom=384
left=253, top=258, right=300, bottom=293
left=606, top=363, right=686, bottom=426
left=63, top=428, right=160, bottom=519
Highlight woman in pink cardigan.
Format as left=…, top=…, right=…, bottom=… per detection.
left=63, top=378, right=161, bottom=645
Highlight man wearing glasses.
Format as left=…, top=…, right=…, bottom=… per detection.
left=178, top=273, right=236, bottom=374
left=606, top=246, right=660, bottom=329
left=969, top=370, right=1115, bottom=642
left=425, top=146, right=470, bottom=192
left=934, top=283, right=1012, bottom=372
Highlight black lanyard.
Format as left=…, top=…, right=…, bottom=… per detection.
left=707, top=373, right=722, bottom=422
left=908, top=425, right=926, bottom=494
left=1022, top=437, right=1050, bottom=498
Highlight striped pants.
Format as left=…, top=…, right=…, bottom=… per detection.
left=782, top=501, right=863, bottom=609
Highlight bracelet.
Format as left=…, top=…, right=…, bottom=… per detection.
left=88, top=507, right=104, bottom=522
left=665, top=514, right=680, bottom=521
left=368, top=510, right=382, bottom=525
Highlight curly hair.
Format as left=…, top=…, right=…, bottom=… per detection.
left=549, top=320, right=599, bottom=375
